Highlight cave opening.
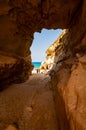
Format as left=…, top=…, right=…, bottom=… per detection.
left=30, top=28, right=63, bottom=74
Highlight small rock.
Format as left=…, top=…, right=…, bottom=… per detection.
left=5, top=125, right=17, bottom=130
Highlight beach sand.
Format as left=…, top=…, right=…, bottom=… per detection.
left=0, top=74, right=58, bottom=130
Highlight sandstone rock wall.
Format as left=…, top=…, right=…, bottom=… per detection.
left=0, top=0, right=33, bottom=86
left=0, top=0, right=83, bottom=85
left=50, top=6, right=86, bottom=130
left=0, top=0, right=86, bottom=130
left=41, top=30, right=66, bottom=72
left=45, top=1, right=86, bottom=128
left=0, top=55, right=33, bottom=90
left=51, top=52, right=86, bottom=130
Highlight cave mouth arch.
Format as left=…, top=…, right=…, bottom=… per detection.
left=30, top=28, right=63, bottom=74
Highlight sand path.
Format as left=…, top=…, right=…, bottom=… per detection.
left=0, top=74, right=58, bottom=130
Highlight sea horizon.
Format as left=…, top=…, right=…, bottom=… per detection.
left=32, top=61, right=42, bottom=68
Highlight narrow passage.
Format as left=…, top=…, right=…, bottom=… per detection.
left=0, top=74, right=58, bottom=130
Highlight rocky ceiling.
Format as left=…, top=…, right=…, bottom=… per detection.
left=0, top=0, right=86, bottom=85
left=0, top=0, right=83, bottom=57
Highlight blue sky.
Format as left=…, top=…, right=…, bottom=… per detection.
left=30, top=29, right=62, bottom=62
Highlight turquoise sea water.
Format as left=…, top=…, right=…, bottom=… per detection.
left=32, top=62, right=41, bottom=68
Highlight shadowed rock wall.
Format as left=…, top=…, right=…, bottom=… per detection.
left=0, top=0, right=82, bottom=85
left=50, top=1, right=86, bottom=129
left=0, top=0, right=86, bottom=130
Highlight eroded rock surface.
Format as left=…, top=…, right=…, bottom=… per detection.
left=51, top=54, right=86, bottom=130
left=0, top=55, right=33, bottom=90
left=0, top=0, right=84, bottom=85
left=40, top=30, right=66, bottom=72
left=0, top=0, right=86, bottom=130
left=64, top=55, right=86, bottom=130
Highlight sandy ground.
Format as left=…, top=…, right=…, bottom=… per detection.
left=0, top=74, right=58, bottom=130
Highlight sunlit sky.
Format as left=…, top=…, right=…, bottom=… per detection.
left=30, top=29, right=62, bottom=62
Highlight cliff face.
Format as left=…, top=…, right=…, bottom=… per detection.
left=0, top=0, right=86, bottom=130
left=43, top=30, right=66, bottom=71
